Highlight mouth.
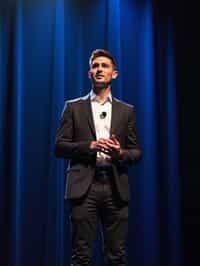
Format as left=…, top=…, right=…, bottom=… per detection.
left=95, top=75, right=105, bottom=79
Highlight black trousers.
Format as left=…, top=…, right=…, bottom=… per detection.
left=69, top=169, right=128, bottom=266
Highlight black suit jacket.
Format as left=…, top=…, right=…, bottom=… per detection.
left=54, top=93, right=142, bottom=202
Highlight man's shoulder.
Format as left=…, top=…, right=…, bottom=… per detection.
left=65, top=94, right=89, bottom=105
left=61, top=94, right=89, bottom=116
left=113, top=97, right=134, bottom=110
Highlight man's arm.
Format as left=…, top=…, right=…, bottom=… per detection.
left=54, top=101, right=95, bottom=160
left=106, top=106, right=142, bottom=166
left=119, top=106, right=142, bottom=165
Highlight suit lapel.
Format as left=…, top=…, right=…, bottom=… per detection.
left=82, top=94, right=121, bottom=139
left=83, top=95, right=96, bottom=139
left=110, top=97, right=120, bottom=136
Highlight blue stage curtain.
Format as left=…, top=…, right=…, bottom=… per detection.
left=0, top=1, right=181, bottom=266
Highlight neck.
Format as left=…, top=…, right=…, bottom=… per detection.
left=93, top=86, right=111, bottom=101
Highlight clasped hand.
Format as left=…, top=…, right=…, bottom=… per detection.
left=90, top=134, right=123, bottom=158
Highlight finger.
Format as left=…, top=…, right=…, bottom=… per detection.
left=106, top=142, right=120, bottom=149
left=98, top=138, right=109, bottom=145
left=98, top=143, right=111, bottom=150
left=104, top=138, right=116, bottom=145
left=98, top=146, right=112, bottom=155
left=110, top=135, right=119, bottom=145
left=98, top=139, right=114, bottom=149
left=98, top=138, right=109, bottom=142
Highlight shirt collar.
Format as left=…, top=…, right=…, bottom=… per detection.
left=90, top=90, right=112, bottom=103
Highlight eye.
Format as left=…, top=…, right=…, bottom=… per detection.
left=92, top=63, right=99, bottom=69
left=102, top=63, right=109, bottom=68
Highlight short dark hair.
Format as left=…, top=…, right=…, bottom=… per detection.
left=89, top=49, right=117, bottom=69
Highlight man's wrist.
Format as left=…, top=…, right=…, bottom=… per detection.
left=90, top=141, right=96, bottom=150
left=119, top=148, right=124, bottom=158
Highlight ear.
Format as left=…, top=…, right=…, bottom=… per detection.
left=112, top=70, right=118, bottom=79
left=88, top=70, right=92, bottom=79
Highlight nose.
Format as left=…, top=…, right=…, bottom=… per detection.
left=97, top=64, right=103, bottom=72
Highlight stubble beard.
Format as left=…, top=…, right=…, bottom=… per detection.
left=91, top=77, right=111, bottom=93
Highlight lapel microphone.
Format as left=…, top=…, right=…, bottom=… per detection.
left=100, top=111, right=107, bottom=119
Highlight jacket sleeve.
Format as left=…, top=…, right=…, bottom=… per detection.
left=54, top=101, right=95, bottom=160
left=115, top=106, right=142, bottom=166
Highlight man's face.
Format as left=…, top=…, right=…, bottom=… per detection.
left=88, top=56, right=118, bottom=87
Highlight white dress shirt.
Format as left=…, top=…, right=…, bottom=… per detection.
left=90, top=90, right=112, bottom=165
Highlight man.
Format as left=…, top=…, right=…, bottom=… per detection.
left=54, top=49, right=142, bottom=266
